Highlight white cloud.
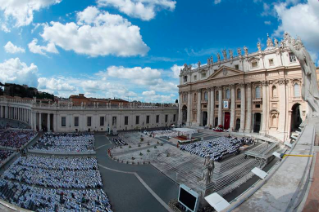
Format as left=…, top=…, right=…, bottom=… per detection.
left=0, top=58, right=38, bottom=87
left=107, top=66, right=161, bottom=85
left=149, top=79, right=178, bottom=93
left=4, top=41, right=25, bottom=54
left=28, top=38, right=58, bottom=55
left=264, top=21, right=271, bottom=25
left=214, top=0, right=221, bottom=4
left=142, top=90, right=156, bottom=96
left=274, top=0, right=319, bottom=49
left=97, top=0, right=176, bottom=21
left=142, top=90, right=175, bottom=102
left=38, top=6, right=149, bottom=57
left=38, top=77, right=77, bottom=96
left=0, top=0, right=61, bottom=29
left=171, top=64, right=183, bottom=78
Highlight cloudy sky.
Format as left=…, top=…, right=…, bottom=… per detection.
left=0, top=0, right=318, bottom=102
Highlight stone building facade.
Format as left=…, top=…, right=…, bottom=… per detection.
left=0, top=97, right=178, bottom=133
left=178, top=35, right=309, bottom=141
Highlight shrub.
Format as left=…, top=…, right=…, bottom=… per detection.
left=140, top=152, right=143, bottom=156
left=147, top=149, right=150, bottom=153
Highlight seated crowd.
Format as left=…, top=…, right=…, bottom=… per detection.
left=0, top=130, right=36, bottom=148
left=0, top=179, right=112, bottom=212
left=30, top=132, right=94, bottom=153
left=180, top=136, right=244, bottom=161
left=111, top=137, right=127, bottom=146
left=3, top=156, right=102, bottom=189
left=0, top=150, right=14, bottom=164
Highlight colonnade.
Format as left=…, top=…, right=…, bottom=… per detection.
left=0, top=105, right=32, bottom=126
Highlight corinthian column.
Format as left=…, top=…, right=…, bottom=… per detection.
left=178, top=92, right=182, bottom=126
left=245, top=83, right=252, bottom=133
left=197, top=89, right=201, bottom=126
left=230, top=84, right=235, bottom=131
left=210, top=87, right=215, bottom=127
left=187, top=92, right=191, bottom=126
left=218, top=86, right=223, bottom=125
left=207, top=88, right=211, bottom=127
left=239, top=84, right=246, bottom=132
left=260, top=81, right=268, bottom=134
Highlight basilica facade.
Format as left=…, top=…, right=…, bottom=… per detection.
left=178, top=35, right=311, bottom=141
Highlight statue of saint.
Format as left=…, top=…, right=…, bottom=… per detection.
left=217, top=53, right=221, bottom=61
left=237, top=48, right=242, bottom=56
left=198, top=61, right=201, bottom=68
left=257, top=42, right=261, bottom=52
left=286, top=35, right=319, bottom=115
left=210, top=56, right=214, bottom=64
left=202, top=157, right=215, bottom=185
left=244, top=46, right=248, bottom=56
left=274, top=38, right=279, bottom=48
left=229, top=50, right=233, bottom=58
left=207, top=58, right=210, bottom=67
left=222, top=49, right=227, bottom=60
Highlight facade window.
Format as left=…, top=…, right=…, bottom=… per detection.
left=156, top=115, right=159, bottom=123
left=173, top=114, right=176, bottom=122
left=146, top=115, right=150, bottom=124
left=183, top=76, right=188, bottom=83
left=194, top=75, right=197, bottom=81
left=74, top=117, right=79, bottom=127
left=294, top=83, right=301, bottom=97
left=87, top=117, right=91, bottom=127
left=234, top=64, right=239, bottom=70
left=201, top=73, right=206, bottom=78
left=269, top=59, right=274, bottom=66
left=216, top=91, right=219, bottom=101
left=272, top=86, right=277, bottom=98
left=225, top=88, right=230, bottom=99
left=194, top=93, right=197, bottom=102
left=237, top=89, right=241, bottom=100
left=125, top=116, right=128, bottom=125
left=100, top=116, right=104, bottom=126
left=112, top=116, right=117, bottom=126
left=237, top=104, right=241, bottom=108
left=255, top=86, right=261, bottom=98
left=252, top=61, right=258, bottom=68
left=289, top=53, right=297, bottom=63
left=183, top=94, right=187, bottom=102
left=61, top=117, right=66, bottom=127
left=136, top=116, right=139, bottom=125
left=256, top=104, right=261, bottom=108
left=270, top=112, right=279, bottom=128
left=204, top=92, right=208, bottom=101
left=216, top=105, right=219, bottom=108
left=165, top=115, right=168, bottom=122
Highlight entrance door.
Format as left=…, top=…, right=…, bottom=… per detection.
left=224, top=112, right=230, bottom=129
left=202, top=112, right=207, bottom=126
left=253, top=113, right=261, bottom=133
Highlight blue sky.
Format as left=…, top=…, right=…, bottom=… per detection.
left=0, top=0, right=318, bottom=102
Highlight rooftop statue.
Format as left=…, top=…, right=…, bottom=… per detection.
left=237, top=48, right=242, bottom=56
left=217, top=53, right=221, bottom=61
left=229, top=50, right=233, bottom=58
left=257, top=42, right=262, bottom=52
left=244, top=46, right=248, bottom=56
left=285, top=33, right=319, bottom=115
left=198, top=61, right=201, bottom=68
left=222, top=49, right=227, bottom=60
left=267, top=33, right=274, bottom=48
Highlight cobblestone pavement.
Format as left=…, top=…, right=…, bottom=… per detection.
left=95, top=133, right=178, bottom=212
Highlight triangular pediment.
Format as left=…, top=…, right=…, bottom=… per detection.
left=208, top=65, right=244, bottom=79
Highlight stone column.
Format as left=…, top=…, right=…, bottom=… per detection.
left=260, top=81, right=268, bottom=134
left=207, top=88, right=211, bottom=127
left=239, top=84, right=246, bottom=132
left=218, top=86, right=223, bottom=126
left=5, top=106, right=8, bottom=118
left=245, top=83, right=252, bottom=133
left=178, top=92, right=183, bottom=126
left=197, top=89, right=201, bottom=126
left=0, top=106, right=2, bottom=118
left=209, top=87, right=215, bottom=127
left=278, top=79, right=288, bottom=138
left=187, top=92, right=191, bottom=126
left=53, top=114, right=56, bottom=132
left=230, top=84, right=235, bottom=131
left=39, top=112, right=42, bottom=131
left=47, top=113, right=51, bottom=132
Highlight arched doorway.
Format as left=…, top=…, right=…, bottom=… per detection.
left=182, top=105, right=187, bottom=125
left=253, top=113, right=261, bottom=133
left=291, top=103, right=302, bottom=132
left=235, top=118, right=240, bottom=131
left=202, top=111, right=207, bottom=126
left=224, top=112, right=230, bottom=129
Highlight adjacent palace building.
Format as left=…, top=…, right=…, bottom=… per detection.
left=178, top=35, right=310, bottom=141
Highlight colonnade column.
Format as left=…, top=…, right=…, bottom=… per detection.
left=230, top=84, right=235, bottom=131
left=39, top=112, right=42, bottom=131
left=197, top=89, right=201, bottom=126
left=217, top=86, right=223, bottom=126
left=260, top=81, right=268, bottom=134
left=5, top=106, right=8, bottom=118
left=239, top=83, right=246, bottom=132
left=0, top=106, right=2, bottom=118
left=244, top=83, right=252, bottom=133
left=207, top=88, right=211, bottom=127
left=47, top=113, right=51, bottom=132
left=178, top=92, right=182, bottom=126
left=209, top=87, right=215, bottom=127
left=187, top=92, right=191, bottom=126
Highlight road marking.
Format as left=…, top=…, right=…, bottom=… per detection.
left=96, top=144, right=109, bottom=150
left=283, top=154, right=313, bottom=158
left=98, top=164, right=174, bottom=212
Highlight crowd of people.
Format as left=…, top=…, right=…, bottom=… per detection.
left=0, top=179, right=112, bottom=212
left=30, top=132, right=95, bottom=153
left=143, top=129, right=178, bottom=138
left=0, top=130, right=36, bottom=149
left=180, top=136, right=244, bottom=161
left=111, top=137, right=128, bottom=146
left=0, top=150, right=13, bottom=164
left=3, top=156, right=102, bottom=189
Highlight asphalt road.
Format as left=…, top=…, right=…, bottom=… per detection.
left=95, top=133, right=178, bottom=212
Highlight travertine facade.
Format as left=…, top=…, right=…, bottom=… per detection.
left=0, top=97, right=178, bottom=132
left=178, top=35, right=310, bottom=141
